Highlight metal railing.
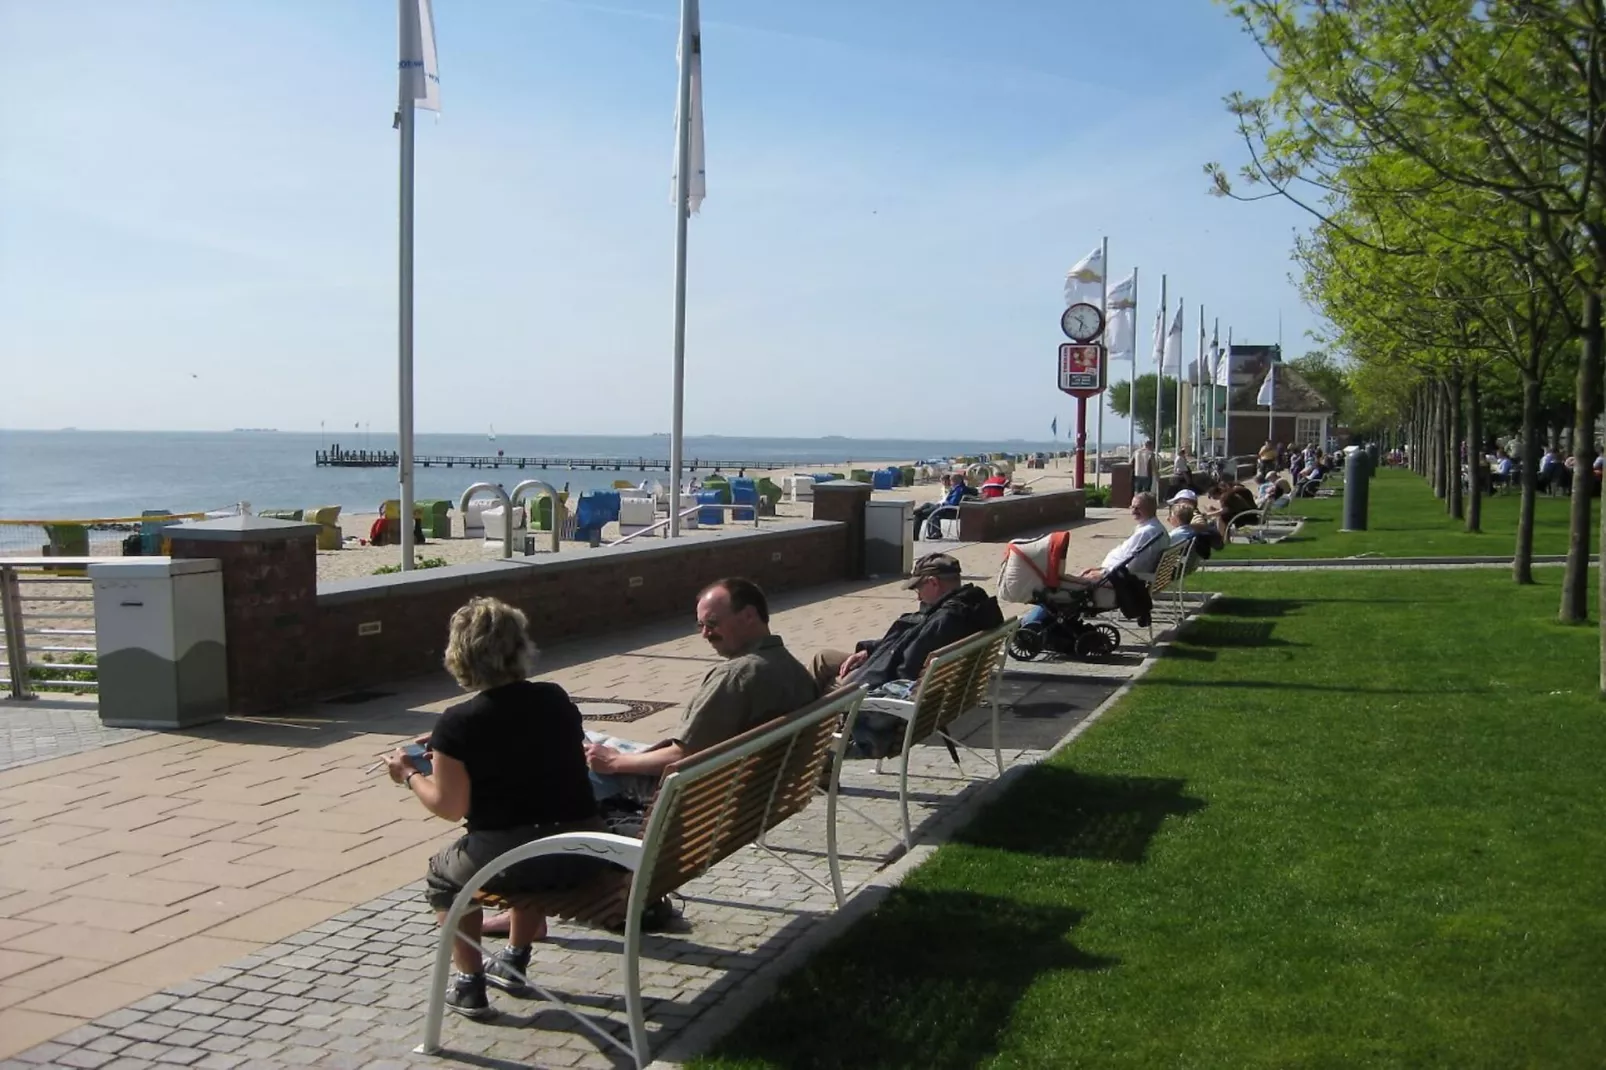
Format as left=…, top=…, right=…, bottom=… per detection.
left=1, top=557, right=103, bottom=700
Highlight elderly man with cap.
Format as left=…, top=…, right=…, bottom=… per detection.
left=811, top=552, right=1004, bottom=693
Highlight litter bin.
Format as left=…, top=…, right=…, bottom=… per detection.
left=91, top=558, right=227, bottom=729
left=1109, top=463, right=1134, bottom=509
left=1342, top=447, right=1372, bottom=532
left=864, top=499, right=915, bottom=578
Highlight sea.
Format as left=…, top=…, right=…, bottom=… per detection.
left=0, top=429, right=1117, bottom=521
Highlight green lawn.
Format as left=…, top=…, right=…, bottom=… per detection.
left=694, top=569, right=1606, bottom=1070
left=1231, top=468, right=1596, bottom=559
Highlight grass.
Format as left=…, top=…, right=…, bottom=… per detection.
left=29, top=650, right=97, bottom=694
left=694, top=568, right=1606, bottom=1069
left=371, top=554, right=449, bottom=575
left=1232, top=468, right=1597, bottom=559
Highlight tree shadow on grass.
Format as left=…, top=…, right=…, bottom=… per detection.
left=708, top=889, right=1114, bottom=1070
left=952, top=766, right=1206, bottom=864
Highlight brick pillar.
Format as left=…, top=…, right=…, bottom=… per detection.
left=169, top=516, right=320, bottom=714
left=812, top=480, right=873, bottom=579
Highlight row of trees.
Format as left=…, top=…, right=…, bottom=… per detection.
left=1207, top=0, right=1605, bottom=689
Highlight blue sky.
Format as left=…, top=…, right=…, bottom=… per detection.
left=0, top=0, right=1317, bottom=440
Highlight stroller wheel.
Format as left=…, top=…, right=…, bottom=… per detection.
left=1009, top=626, right=1046, bottom=662
left=1074, top=624, right=1120, bottom=660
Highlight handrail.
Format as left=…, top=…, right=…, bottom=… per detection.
left=457, top=483, right=512, bottom=559
left=1, top=561, right=102, bottom=699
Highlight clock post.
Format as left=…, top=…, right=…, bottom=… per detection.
left=1058, top=302, right=1108, bottom=491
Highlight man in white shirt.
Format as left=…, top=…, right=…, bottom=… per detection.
left=1064, top=493, right=1168, bottom=608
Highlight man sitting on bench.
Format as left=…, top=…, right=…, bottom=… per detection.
left=811, top=552, right=1003, bottom=693
left=1062, top=491, right=1168, bottom=608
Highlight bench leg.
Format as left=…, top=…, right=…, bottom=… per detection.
left=898, top=750, right=913, bottom=850
left=623, top=908, right=649, bottom=1068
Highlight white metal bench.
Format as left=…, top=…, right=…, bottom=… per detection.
left=854, top=619, right=1019, bottom=848
left=416, top=683, right=867, bottom=1069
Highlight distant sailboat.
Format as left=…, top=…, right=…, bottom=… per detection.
left=488, top=424, right=497, bottom=442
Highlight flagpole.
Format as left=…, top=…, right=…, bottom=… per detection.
left=1129, top=266, right=1139, bottom=460
left=1196, top=303, right=1206, bottom=459
left=1172, top=300, right=1184, bottom=461
left=1156, top=274, right=1169, bottom=453
left=668, top=0, right=694, bottom=537
left=396, top=55, right=417, bottom=571
left=1225, top=326, right=1234, bottom=475
left=1095, top=236, right=1108, bottom=489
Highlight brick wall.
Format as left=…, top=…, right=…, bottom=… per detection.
left=183, top=522, right=848, bottom=713
left=956, top=490, right=1086, bottom=542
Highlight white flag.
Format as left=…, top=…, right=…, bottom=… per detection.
left=1162, top=304, right=1184, bottom=372
left=1214, top=340, right=1231, bottom=388
left=672, top=0, right=706, bottom=215
left=1150, top=305, right=1165, bottom=368
left=1257, top=366, right=1276, bottom=407
left=1105, top=272, right=1136, bottom=360
left=1064, top=246, right=1104, bottom=308
left=398, top=0, right=441, bottom=112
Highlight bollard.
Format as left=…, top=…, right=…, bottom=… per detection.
left=1365, top=441, right=1380, bottom=469
left=1342, top=447, right=1372, bottom=532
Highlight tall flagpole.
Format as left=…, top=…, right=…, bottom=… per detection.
left=1154, top=275, right=1166, bottom=456
left=1225, top=326, right=1234, bottom=473
left=668, top=0, right=695, bottom=537
left=398, top=101, right=416, bottom=570
left=1129, top=266, right=1139, bottom=459
left=1096, top=236, right=1108, bottom=488
left=1172, top=300, right=1184, bottom=458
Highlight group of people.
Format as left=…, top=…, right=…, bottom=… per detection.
left=387, top=555, right=1003, bottom=1019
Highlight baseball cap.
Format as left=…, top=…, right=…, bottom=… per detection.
left=905, top=552, right=962, bottom=588
left=1167, top=489, right=1198, bottom=504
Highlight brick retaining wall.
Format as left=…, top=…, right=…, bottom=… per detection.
left=955, top=489, right=1086, bottom=542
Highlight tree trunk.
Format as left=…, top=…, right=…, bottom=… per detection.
left=1438, top=380, right=1451, bottom=498
left=1466, top=369, right=1482, bottom=534
left=1561, top=290, right=1601, bottom=624
left=1514, top=373, right=1541, bottom=584
left=1448, top=371, right=1465, bottom=520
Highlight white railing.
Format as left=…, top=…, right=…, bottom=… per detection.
left=607, top=500, right=764, bottom=547
left=1, top=557, right=104, bottom=700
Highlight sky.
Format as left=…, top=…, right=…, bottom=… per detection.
left=0, top=0, right=1319, bottom=441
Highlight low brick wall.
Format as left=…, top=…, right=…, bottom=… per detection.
left=178, top=521, right=847, bottom=714
left=956, top=489, right=1086, bottom=542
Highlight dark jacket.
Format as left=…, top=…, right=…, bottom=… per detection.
left=854, top=583, right=1005, bottom=691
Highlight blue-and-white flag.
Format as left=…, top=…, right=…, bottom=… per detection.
left=1051, top=416, right=1058, bottom=438
left=398, top=0, right=440, bottom=111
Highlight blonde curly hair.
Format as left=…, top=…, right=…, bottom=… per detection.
left=443, top=596, right=536, bottom=691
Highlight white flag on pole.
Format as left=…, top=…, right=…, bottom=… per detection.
left=1257, top=366, right=1276, bottom=407
left=1150, top=305, right=1165, bottom=367
left=1064, top=246, right=1104, bottom=308
left=1105, top=271, right=1136, bottom=360
left=399, top=0, right=441, bottom=111
left=672, top=0, right=706, bottom=215
left=1162, top=304, right=1184, bottom=373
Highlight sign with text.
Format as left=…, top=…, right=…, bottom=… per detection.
left=1058, top=343, right=1106, bottom=397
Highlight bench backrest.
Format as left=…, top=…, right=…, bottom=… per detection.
left=904, top=619, right=1019, bottom=747
left=637, top=684, right=866, bottom=902
left=1148, top=540, right=1191, bottom=597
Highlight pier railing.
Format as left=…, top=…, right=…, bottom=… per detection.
left=1, top=558, right=101, bottom=700
left=315, top=449, right=827, bottom=473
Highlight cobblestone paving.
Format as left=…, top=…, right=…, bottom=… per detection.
left=0, top=703, right=146, bottom=773
left=0, top=741, right=1066, bottom=1070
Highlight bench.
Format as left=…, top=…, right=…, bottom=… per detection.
left=854, top=619, right=1020, bottom=848
left=416, top=683, right=868, bottom=1069
left=1122, top=539, right=1192, bottom=644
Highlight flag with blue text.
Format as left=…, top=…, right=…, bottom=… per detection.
left=398, top=0, right=440, bottom=111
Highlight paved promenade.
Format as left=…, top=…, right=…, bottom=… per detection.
left=0, top=506, right=1160, bottom=1069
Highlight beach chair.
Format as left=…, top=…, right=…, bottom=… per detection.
left=305, top=506, right=343, bottom=550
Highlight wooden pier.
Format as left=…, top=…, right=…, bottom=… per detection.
left=314, top=448, right=826, bottom=473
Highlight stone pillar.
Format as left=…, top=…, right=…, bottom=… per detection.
left=169, top=516, right=320, bottom=714
left=812, top=480, right=873, bottom=579
left=1109, top=463, right=1134, bottom=508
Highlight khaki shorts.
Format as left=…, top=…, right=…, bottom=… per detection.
left=424, top=818, right=610, bottom=910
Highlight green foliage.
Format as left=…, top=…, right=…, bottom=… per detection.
left=28, top=650, right=97, bottom=693
left=371, top=555, right=450, bottom=576
left=1083, top=485, right=1111, bottom=507
left=696, top=567, right=1606, bottom=1069
left=1107, top=374, right=1179, bottom=446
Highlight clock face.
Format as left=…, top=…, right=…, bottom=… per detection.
left=1061, top=302, right=1104, bottom=342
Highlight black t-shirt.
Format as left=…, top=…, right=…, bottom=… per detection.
left=427, top=681, right=597, bottom=832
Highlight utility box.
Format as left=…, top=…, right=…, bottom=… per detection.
left=864, top=499, right=915, bottom=578
left=91, top=558, right=228, bottom=729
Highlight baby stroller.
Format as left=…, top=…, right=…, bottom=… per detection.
left=1007, top=567, right=1151, bottom=663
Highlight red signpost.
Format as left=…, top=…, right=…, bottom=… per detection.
left=1058, top=343, right=1106, bottom=489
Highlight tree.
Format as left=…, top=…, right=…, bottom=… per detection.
left=1287, top=349, right=1354, bottom=427
left=1107, top=375, right=1179, bottom=446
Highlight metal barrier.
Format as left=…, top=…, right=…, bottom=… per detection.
left=0, top=514, right=206, bottom=558
left=1, top=557, right=104, bottom=700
